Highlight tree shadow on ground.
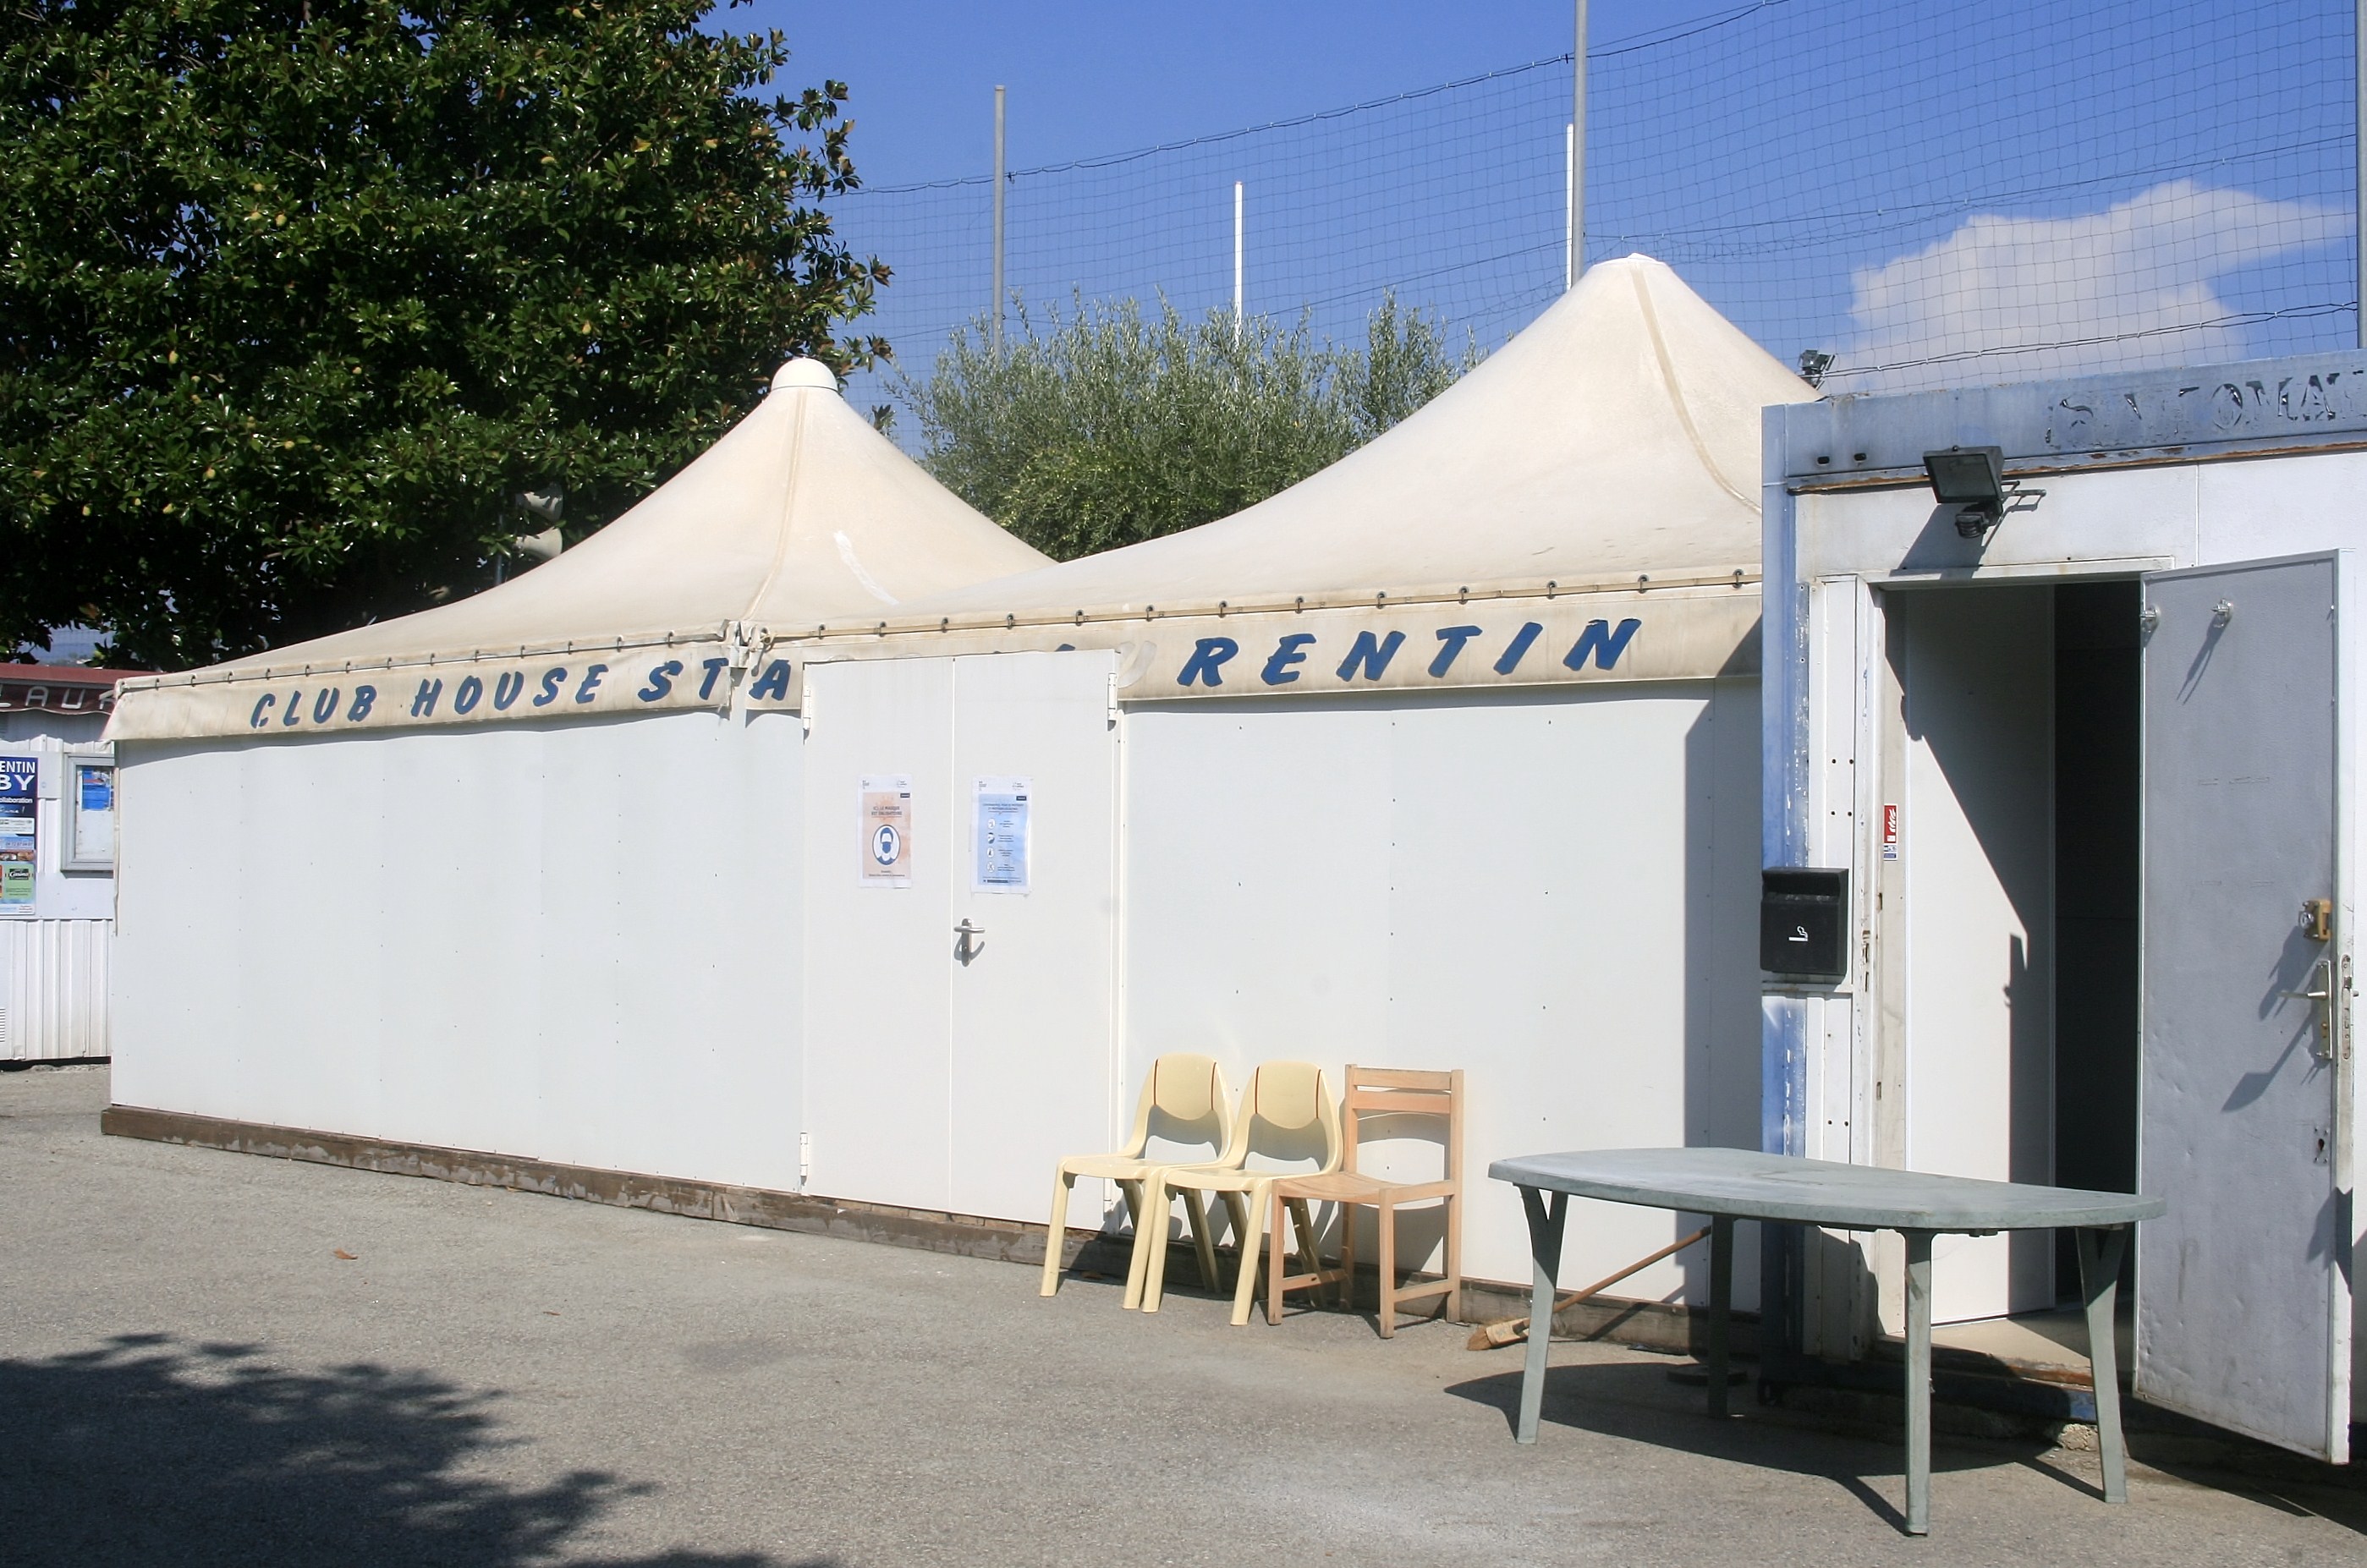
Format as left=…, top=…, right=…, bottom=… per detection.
left=0, top=1333, right=824, bottom=1568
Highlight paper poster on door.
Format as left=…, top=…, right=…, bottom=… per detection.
left=971, top=776, right=1031, bottom=895
left=0, top=757, right=36, bottom=915
left=859, top=774, right=913, bottom=887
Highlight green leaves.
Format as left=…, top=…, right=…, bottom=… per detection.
left=903, top=294, right=1475, bottom=562
left=0, top=0, right=888, bottom=668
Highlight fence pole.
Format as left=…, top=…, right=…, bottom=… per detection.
left=1233, top=180, right=1244, bottom=341
left=992, top=85, right=1007, bottom=347
left=1572, top=0, right=1587, bottom=287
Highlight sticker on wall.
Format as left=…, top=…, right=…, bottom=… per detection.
left=971, top=776, right=1031, bottom=895
left=0, top=757, right=36, bottom=915
left=859, top=775, right=913, bottom=888
left=1881, top=803, right=1900, bottom=862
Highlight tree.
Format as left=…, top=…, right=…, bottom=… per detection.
left=0, top=0, right=886, bottom=669
left=903, top=295, right=1474, bottom=562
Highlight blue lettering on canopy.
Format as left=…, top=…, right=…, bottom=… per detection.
left=1260, top=633, right=1316, bottom=686
left=348, top=686, right=376, bottom=721
left=452, top=675, right=484, bottom=715
left=1177, top=638, right=1238, bottom=688
left=638, top=661, right=683, bottom=702
left=1564, top=618, right=1642, bottom=671
left=311, top=688, right=340, bottom=723
left=250, top=693, right=277, bottom=729
left=410, top=679, right=442, bottom=717
left=697, top=657, right=731, bottom=700
left=492, top=672, right=525, bottom=710
left=1430, top=625, right=1483, bottom=678
left=1494, top=622, right=1545, bottom=675
left=747, top=659, right=793, bottom=702
left=1336, top=630, right=1406, bottom=682
left=573, top=664, right=609, bottom=704
left=280, top=689, right=303, bottom=726
left=532, top=667, right=566, bottom=706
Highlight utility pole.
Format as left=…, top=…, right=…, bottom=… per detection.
left=2358, top=1, right=2364, bottom=347
left=1570, top=0, right=1587, bottom=288
left=992, top=85, right=1007, bottom=347
left=1233, top=180, right=1244, bottom=341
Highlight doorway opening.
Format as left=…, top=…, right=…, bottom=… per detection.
left=1879, top=577, right=2141, bottom=1326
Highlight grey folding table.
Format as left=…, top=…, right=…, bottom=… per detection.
left=1490, top=1148, right=2164, bottom=1536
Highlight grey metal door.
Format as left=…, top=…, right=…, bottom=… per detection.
left=2136, top=553, right=2353, bottom=1462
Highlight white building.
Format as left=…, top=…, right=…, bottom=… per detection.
left=1762, top=354, right=2367, bottom=1461
left=107, top=257, right=1815, bottom=1310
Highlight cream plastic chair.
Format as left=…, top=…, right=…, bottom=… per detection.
left=1139, top=1061, right=1342, bottom=1326
left=1040, top=1054, right=1233, bottom=1301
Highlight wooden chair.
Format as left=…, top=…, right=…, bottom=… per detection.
left=1266, top=1066, right=1462, bottom=1336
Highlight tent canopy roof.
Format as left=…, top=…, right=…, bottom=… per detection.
left=882, top=256, right=1817, bottom=626
left=207, top=359, right=1049, bottom=676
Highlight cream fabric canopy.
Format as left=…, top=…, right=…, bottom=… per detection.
left=840, top=255, right=1821, bottom=701
left=111, top=359, right=1048, bottom=741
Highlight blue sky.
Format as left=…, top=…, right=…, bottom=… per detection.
left=736, top=1, right=2358, bottom=408
left=740, top=2, right=1648, bottom=189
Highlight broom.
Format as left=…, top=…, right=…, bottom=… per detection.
left=1465, top=1226, right=1712, bottom=1349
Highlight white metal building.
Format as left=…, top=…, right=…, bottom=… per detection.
left=0, top=666, right=129, bottom=1062
left=104, top=360, right=1046, bottom=1188
left=788, top=255, right=1815, bottom=1297
left=107, top=256, right=1821, bottom=1318
left=1762, top=354, right=2367, bottom=1461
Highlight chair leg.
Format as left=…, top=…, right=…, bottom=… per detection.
left=1182, top=1187, right=1219, bottom=1291
left=1138, top=1179, right=1174, bottom=1313
left=1040, top=1171, right=1074, bottom=1297
left=1377, top=1194, right=1398, bottom=1338
left=1218, top=1191, right=1253, bottom=1289
left=1266, top=1187, right=1288, bottom=1326
left=1229, top=1185, right=1268, bottom=1326
left=1121, top=1179, right=1154, bottom=1310
left=1285, top=1198, right=1320, bottom=1307
left=1342, top=1200, right=1357, bottom=1312
left=1444, top=1191, right=1463, bottom=1324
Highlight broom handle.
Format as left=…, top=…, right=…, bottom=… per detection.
left=1491, top=1225, right=1712, bottom=1330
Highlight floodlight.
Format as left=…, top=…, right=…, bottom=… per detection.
left=1922, top=446, right=2007, bottom=539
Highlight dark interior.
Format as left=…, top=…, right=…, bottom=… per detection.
left=2051, top=578, right=2143, bottom=1295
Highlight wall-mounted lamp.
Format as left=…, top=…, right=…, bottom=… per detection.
left=1922, top=446, right=2008, bottom=539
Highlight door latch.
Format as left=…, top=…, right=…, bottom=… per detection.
left=954, top=918, right=986, bottom=965
left=2301, top=898, right=2333, bottom=942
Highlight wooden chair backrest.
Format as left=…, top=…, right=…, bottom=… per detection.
left=1341, top=1065, right=1462, bottom=1185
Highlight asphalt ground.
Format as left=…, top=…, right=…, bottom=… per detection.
left=2, top=1063, right=2360, bottom=1567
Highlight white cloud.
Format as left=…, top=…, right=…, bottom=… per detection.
left=1829, top=180, right=2345, bottom=392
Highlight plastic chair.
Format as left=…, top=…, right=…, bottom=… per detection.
left=1139, top=1061, right=1342, bottom=1325
left=1266, top=1066, right=1463, bottom=1336
left=1040, top=1054, right=1233, bottom=1302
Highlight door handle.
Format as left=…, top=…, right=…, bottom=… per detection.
left=954, top=918, right=986, bottom=966
left=2281, top=956, right=2335, bottom=1061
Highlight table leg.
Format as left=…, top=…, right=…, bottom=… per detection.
left=1903, top=1229, right=1933, bottom=1537
left=2077, top=1225, right=2131, bottom=1505
left=1706, top=1214, right=1734, bottom=1419
left=1516, top=1186, right=1568, bottom=1445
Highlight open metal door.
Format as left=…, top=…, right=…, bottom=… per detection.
left=2136, top=552, right=2354, bottom=1461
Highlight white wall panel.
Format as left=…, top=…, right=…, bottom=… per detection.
left=112, top=710, right=805, bottom=1190
left=1121, top=680, right=1763, bottom=1297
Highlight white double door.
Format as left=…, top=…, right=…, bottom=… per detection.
left=801, top=650, right=1120, bottom=1225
